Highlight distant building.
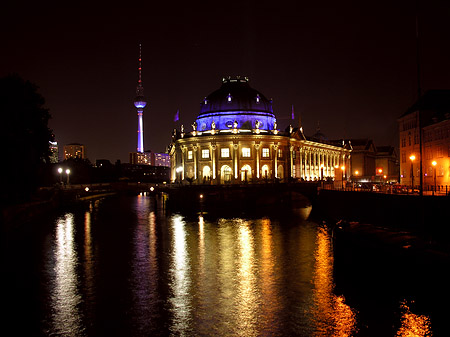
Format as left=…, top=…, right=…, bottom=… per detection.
left=398, top=90, right=450, bottom=189
left=129, top=151, right=170, bottom=167
left=49, top=141, right=59, bottom=163
left=349, top=139, right=377, bottom=182
left=349, top=139, right=399, bottom=183
left=64, top=143, right=86, bottom=160
left=154, top=153, right=170, bottom=167
left=375, top=146, right=399, bottom=183
left=129, top=151, right=152, bottom=165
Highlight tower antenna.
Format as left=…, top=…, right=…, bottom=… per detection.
left=134, top=43, right=147, bottom=153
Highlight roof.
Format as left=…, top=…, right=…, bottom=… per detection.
left=376, top=146, right=395, bottom=155
left=348, top=139, right=375, bottom=151
left=198, top=77, right=273, bottom=117
left=401, top=90, right=450, bottom=118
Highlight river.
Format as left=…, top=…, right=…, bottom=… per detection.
left=2, top=194, right=444, bottom=336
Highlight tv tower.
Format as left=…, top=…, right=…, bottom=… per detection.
left=134, top=44, right=147, bottom=153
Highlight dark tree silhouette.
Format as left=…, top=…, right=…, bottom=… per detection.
left=0, top=74, right=53, bottom=203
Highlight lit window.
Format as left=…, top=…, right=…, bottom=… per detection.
left=221, top=148, right=230, bottom=158
left=262, top=148, right=269, bottom=158
left=256, top=94, right=260, bottom=103
left=278, top=149, right=283, bottom=158
left=227, top=93, right=232, bottom=102
left=202, top=149, right=210, bottom=159
left=188, top=150, right=193, bottom=160
left=242, top=148, right=251, bottom=158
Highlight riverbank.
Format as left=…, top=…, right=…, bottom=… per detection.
left=1, top=188, right=117, bottom=231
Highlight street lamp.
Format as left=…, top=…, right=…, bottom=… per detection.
left=340, top=165, right=345, bottom=189
left=65, top=169, right=71, bottom=185
left=57, top=167, right=63, bottom=184
left=432, top=160, right=437, bottom=195
left=409, top=155, right=416, bottom=193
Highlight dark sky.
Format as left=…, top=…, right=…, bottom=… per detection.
left=2, top=0, right=450, bottom=163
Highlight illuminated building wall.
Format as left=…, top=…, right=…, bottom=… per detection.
left=49, top=141, right=59, bottom=163
left=170, top=77, right=351, bottom=184
left=349, top=140, right=399, bottom=183
left=154, top=153, right=170, bottom=167
left=130, top=151, right=151, bottom=165
left=398, top=90, right=450, bottom=188
left=423, top=119, right=450, bottom=188
left=64, top=143, right=86, bottom=160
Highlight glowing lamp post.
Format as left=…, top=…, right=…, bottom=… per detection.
left=57, top=167, right=63, bottom=184
left=409, top=155, right=416, bottom=192
left=340, top=165, right=345, bottom=189
left=432, top=160, right=437, bottom=195
left=65, top=169, right=71, bottom=185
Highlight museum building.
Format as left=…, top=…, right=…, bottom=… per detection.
left=169, top=77, right=351, bottom=184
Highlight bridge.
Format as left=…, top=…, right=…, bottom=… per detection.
left=53, top=181, right=320, bottom=217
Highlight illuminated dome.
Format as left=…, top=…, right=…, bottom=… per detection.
left=196, top=77, right=276, bottom=132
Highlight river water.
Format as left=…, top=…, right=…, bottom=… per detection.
left=3, top=194, right=445, bottom=336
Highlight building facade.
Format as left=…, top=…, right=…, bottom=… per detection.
left=130, top=151, right=170, bottom=167
left=169, top=77, right=351, bottom=184
left=349, top=139, right=398, bottom=183
left=64, top=143, right=86, bottom=160
left=398, top=90, right=450, bottom=190
left=49, top=141, right=59, bottom=163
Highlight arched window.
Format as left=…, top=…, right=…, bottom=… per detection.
left=241, top=164, right=252, bottom=182
left=202, top=166, right=211, bottom=182
left=221, top=165, right=232, bottom=184
left=261, top=165, right=270, bottom=179
left=277, top=165, right=284, bottom=179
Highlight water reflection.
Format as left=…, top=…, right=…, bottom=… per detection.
left=313, top=226, right=357, bottom=336
left=396, top=301, right=432, bottom=337
left=83, top=211, right=95, bottom=325
left=131, top=195, right=160, bottom=334
left=29, top=195, right=440, bottom=336
left=50, top=213, right=84, bottom=336
left=259, top=218, right=280, bottom=334
left=169, top=214, right=192, bottom=335
left=237, top=220, right=259, bottom=335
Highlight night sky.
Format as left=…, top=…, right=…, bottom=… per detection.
left=3, top=1, right=450, bottom=163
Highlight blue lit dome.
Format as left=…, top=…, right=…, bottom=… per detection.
left=195, top=77, right=276, bottom=132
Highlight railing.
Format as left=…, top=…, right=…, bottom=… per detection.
left=320, top=182, right=450, bottom=196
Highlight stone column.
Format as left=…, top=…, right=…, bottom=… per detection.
left=212, top=144, right=217, bottom=180
left=288, top=145, right=292, bottom=178
left=255, top=143, right=260, bottom=179
left=181, top=146, right=186, bottom=180
left=273, top=144, right=278, bottom=178
left=193, top=145, right=198, bottom=180
left=233, top=142, right=239, bottom=180
left=299, top=148, right=303, bottom=179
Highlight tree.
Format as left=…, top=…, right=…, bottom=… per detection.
left=0, top=74, right=53, bottom=203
